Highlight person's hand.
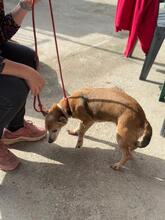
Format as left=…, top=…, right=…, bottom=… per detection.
left=21, top=0, right=40, bottom=8
left=2, top=59, right=45, bottom=96
left=25, top=69, right=45, bottom=96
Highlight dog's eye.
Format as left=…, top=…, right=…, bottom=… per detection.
left=52, top=129, right=57, bottom=133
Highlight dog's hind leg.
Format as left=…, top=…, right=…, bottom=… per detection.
left=111, top=146, right=132, bottom=170
left=75, top=121, right=94, bottom=148
left=111, top=128, right=133, bottom=170
left=129, top=145, right=138, bottom=152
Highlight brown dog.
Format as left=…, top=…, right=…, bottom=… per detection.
left=45, top=87, right=152, bottom=170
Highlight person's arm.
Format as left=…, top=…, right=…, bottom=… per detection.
left=11, top=0, right=39, bottom=26
left=0, top=0, right=39, bottom=44
left=0, top=57, right=45, bottom=96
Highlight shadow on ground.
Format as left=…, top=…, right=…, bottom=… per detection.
left=0, top=135, right=165, bottom=220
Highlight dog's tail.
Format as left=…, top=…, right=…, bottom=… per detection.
left=136, top=120, right=152, bottom=148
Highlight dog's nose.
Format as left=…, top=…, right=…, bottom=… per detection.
left=48, top=137, right=54, bottom=143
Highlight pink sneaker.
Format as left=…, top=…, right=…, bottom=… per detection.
left=1, top=120, right=46, bottom=145
left=0, top=141, right=20, bottom=171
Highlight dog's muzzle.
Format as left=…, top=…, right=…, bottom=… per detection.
left=48, top=137, right=54, bottom=143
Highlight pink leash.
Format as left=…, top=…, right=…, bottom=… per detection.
left=32, top=0, right=68, bottom=116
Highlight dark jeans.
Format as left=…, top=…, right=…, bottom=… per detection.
left=0, top=41, right=37, bottom=138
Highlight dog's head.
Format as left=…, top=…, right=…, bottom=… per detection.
left=45, top=103, right=68, bottom=143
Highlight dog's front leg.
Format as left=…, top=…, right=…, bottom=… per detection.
left=76, top=121, right=93, bottom=148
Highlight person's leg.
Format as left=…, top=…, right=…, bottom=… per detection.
left=0, top=75, right=29, bottom=135
left=0, top=40, right=38, bottom=69
left=0, top=41, right=45, bottom=170
left=0, top=74, right=29, bottom=171
left=0, top=41, right=37, bottom=131
left=0, top=41, right=46, bottom=145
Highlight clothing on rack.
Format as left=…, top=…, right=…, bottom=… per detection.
left=115, top=0, right=159, bottom=57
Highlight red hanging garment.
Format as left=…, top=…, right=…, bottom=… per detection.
left=115, top=0, right=159, bottom=57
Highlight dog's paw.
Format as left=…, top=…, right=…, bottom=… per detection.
left=111, top=163, right=121, bottom=171
left=75, top=145, right=81, bottom=149
left=75, top=140, right=83, bottom=149
left=67, top=129, right=79, bottom=136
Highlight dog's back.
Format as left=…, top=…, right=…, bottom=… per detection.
left=69, top=87, right=146, bottom=125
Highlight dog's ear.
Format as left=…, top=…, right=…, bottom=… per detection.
left=58, top=116, right=67, bottom=124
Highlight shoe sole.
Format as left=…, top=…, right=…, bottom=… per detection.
left=2, top=133, right=46, bottom=145
left=0, top=160, right=20, bottom=171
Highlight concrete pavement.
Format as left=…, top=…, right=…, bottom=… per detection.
left=0, top=1, right=165, bottom=219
